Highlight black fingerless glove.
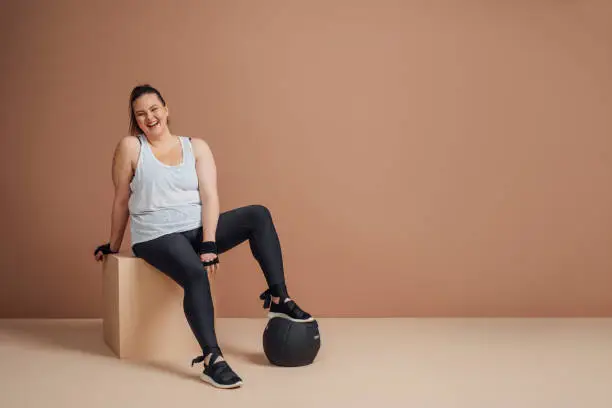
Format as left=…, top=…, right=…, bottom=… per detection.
left=199, top=241, right=219, bottom=266
left=199, top=241, right=218, bottom=255
left=94, top=243, right=118, bottom=256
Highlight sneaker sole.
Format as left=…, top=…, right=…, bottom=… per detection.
left=200, top=373, right=243, bottom=389
left=268, top=311, right=315, bottom=323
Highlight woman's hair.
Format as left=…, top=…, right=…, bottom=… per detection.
left=128, top=84, right=170, bottom=135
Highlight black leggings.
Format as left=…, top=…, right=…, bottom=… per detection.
left=132, top=204, right=289, bottom=356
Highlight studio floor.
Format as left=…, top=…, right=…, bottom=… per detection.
left=1, top=318, right=611, bottom=407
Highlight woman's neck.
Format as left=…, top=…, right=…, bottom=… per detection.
left=145, top=129, right=175, bottom=147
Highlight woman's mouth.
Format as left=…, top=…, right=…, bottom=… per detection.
left=147, top=121, right=160, bottom=129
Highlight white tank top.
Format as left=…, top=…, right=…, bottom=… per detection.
left=128, top=134, right=202, bottom=245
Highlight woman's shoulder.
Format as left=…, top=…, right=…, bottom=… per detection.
left=114, top=135, right=142, bottom=163
left=117, top=135, right=142, bottom=150
left=186, top=136, right=213, bottom=157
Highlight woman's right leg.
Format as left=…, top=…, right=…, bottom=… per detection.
left=132, top=232, right=242, bottom=388
left=132, top=232, right=221, bottom=357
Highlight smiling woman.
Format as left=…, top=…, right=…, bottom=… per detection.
left=93, top=84, right=314, bottom=389
left=128, top=86, right=171, bottom=137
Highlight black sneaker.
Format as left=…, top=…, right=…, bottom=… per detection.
left=260, top=289, right=314, bottom=322
left=191, top=353, right=243, bottom=389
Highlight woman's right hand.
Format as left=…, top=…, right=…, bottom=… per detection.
left=94, top=243, right=118, bottom=262
left=200, top=252, right=220, bottom=277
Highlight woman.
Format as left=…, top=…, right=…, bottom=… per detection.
left=94, top=84, right=312, bottom=389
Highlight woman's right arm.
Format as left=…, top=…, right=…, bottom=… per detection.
left=108, top=137, right=138, bottom=252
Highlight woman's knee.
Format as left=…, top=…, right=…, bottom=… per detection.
left=249, top=204, right=272, bottom=224
left=182, top=265, right=210, bottom=287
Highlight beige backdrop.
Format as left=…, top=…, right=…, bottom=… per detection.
left=1, top=0, right=611, bottom=318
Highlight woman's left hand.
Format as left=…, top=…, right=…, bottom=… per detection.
left=200, top=252, right=219, bottom=278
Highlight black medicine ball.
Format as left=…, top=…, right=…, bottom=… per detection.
left=263, top=317, right=321, bottom=367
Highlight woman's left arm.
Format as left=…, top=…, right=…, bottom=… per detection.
left=192, top=137, right=220, bottom=244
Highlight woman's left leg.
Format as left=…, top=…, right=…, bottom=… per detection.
left=188, top=204, right=312, bottom=322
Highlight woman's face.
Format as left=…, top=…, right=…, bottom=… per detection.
left=132, top=93, right=169, bottom=137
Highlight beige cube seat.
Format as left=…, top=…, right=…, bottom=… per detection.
left=102, top=252, right=216, bottom=361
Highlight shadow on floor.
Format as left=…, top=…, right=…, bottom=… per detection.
left=0, top=319, right=115, bottom=358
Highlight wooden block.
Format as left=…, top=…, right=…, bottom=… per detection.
left=102, top=252, right=216, bottom=361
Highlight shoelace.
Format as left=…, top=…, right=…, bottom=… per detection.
left=259, top=289, right=273, bottom=309
left=191, top=355, right=207, bottom=366
left=259, top=289, right=296, bottom=311
left=191, top=354, right=239, bottom=382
